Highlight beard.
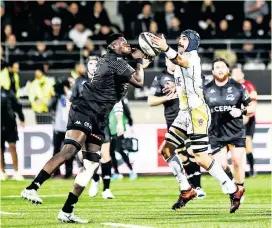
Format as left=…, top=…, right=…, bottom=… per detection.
left=214, top=73, right=229, bottom=82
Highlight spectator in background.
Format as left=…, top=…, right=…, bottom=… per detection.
left=27, top=42, right=53, bottom=68
left=152, top=0, right=166, bottom=14
left=91, top=24, right=113, bottom=41
left=0, top=62, right=20, bottom=97
left=149, top=21, right=159, bottom=36
left=44, top=17, right=69, bottom=42
left=28, top=67, right=54, bottom=124
left=5, top=35, right=25, bottom=62
left=238, top=19, right=256, bottom=39
left=244, top=0, right=269, bottom=26
left=87, top=1, right=111, bottom=32
left=197, top=0, right=216, bottom=38
left=168, top=17, right=181, bottom=39
left=82, top=39, right=101, bottom=61
left=2, top=24, right=12, bottom=42
left=66, top=2, right=84, bottom=30
left=69, top=23, right=92, bottom=48
left=155, top=1, right=177, bottom=35
left=216, top=19, right=231, bottom=39
left=134, top=3, right=153, bottom=36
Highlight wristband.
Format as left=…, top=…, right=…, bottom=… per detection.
left=241, top=108, right=247, bottom=115
left=135, top=58, right=143, bottom=65
left=164, top=46, right=178, bottom=60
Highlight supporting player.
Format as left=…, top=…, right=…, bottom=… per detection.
left=147, top=57, right=205, bottom=198
left=204, top=58, right=255, bottom=194
left=231, top=64, right=257, bottom=177
left=151, top=30, right=244, bottom=213
left=21, top=33, right=148, bottom=223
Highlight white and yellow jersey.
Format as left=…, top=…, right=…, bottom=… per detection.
left=174, top=50, right=204, bottom=110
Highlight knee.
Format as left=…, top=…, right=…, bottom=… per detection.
left=161, top=141, right=176, bottom=160
left=232, top=158, right=240, bottom=168
left=194, top=153, right=203, bottom=166
left=61, top=144, right=77, bottom=160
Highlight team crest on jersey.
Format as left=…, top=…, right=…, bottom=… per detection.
left=227, top=87, right=232, bottom=93
left=226, top=94, right=235, bottom=101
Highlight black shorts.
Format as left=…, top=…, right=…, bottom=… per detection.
left=67, top=100, right=107, bottom=146
left=104, top=125, right=111, bottom=143
left=210, top=138, right=246, bottom=155
left=1, top=125, right=19, bottom=149
left=245, top=116, right=256, bottom=137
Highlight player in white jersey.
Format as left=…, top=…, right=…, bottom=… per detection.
left=151, top=30, right=244, bottom=213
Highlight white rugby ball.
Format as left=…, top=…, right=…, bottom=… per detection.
left=138, top=32, right=161, bottom=57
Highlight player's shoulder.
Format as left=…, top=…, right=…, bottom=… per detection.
left=106, top=52, right=125, bottom=62
left=229, top=78, right=243, bottom=89
left=204, top=79, right=215, bottom=89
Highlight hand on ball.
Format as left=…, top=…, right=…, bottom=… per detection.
left=151, top=34, right=168, bottom=52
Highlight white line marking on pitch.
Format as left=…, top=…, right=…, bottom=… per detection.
left=101, top=223, right=156, bottom=228
left=2, top=194, right=67, bottom=198
left=0, top=211, right=23, bottom=215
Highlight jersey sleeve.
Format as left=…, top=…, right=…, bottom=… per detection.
left=241, top=84, right=252, bottom=106
left=109, top=59, right=135, bottom=82
left=149, top=76, right=162, bottom=96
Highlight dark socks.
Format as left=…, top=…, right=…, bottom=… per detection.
left=92, top=173, right=100, bottom=182
left=102, top=161, right=112, bottom=191
left=236, top=183, right=244, bottom=187
left=224, top=166, right=234, bottom=181
left=62, top=192, right=78, bottom=213
left=120, top=151, right=133, bottom=170
left=246, top=153, right=254, bottom=173
left=26, top=169, right=51, bottom=191
left=184, top=161, right=201, bottom=189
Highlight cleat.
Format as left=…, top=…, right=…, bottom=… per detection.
left=102, top=189, right=115, bottom=199
left=129, top=171, right=138, bottom=180
left=111, top=174, right=123, bottom=181
left=88, top=179, right=100, bottom=197
left=172, top=187, right=197, bottom=210
left=21, top=189, right=43, bottom=205
left=57, top=210, right=88, bottom=223
left=195, top=187, right=206, bottom=199
left=229, top=186, right=245, bottom=213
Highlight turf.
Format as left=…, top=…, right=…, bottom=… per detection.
left=0, top=175, right=271, bottom=228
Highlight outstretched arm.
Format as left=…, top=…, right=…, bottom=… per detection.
left=151, top=34, right=189, bottom=68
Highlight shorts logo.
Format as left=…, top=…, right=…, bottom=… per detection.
left=226, top=94, right=235, bottom=101
left=227, top=87, right=232, bottom=93
left=91, top=133, right=101, bottom=140
left=198, top=119, right=204, bottom=126
left=84, top=122, right=92, bottom=129
left=74, top=121, right=81, bottom=125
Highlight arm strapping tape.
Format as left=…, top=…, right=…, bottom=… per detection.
left=164, top=46, right=178, bottom=60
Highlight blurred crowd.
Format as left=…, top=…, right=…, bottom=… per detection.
left=1, top=0, right=271, bottom=69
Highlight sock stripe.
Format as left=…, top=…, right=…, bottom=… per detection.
left=207, top=159, right=215, bottom=171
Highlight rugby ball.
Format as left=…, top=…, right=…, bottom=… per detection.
left=138, top=32, right=161, bottom=57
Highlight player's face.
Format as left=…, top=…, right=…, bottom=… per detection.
left=178, top=35, right=189, bottom=53
left=232, top=68, right=244, bottom=82
left=116, top=37, right=131, bottom=55
left=212, top=61, right=229, bottom=82
left=87, top=60, right=98, bottom=75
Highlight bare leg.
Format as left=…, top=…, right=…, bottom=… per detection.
left=9, top=143, right=18, bottom=171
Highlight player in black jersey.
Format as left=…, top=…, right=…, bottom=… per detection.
left=148, top=57, right=206, bottom=198
left=204, top=58, right=255, bottom=195
left=21, top=33, right=148, bottom=223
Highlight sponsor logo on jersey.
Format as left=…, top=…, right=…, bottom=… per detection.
left=198, top=119, right=204, bottom=126
left=211, top=105, right=236, bottom=113
left=175, top=77, right=182, bottom=86
left=227, top=87, right=232, bottom=93
left=84, top=122, right=92, bottom=129
left=226, top=94, right=235, bottom=101
left=74, top=120, right=81, bottom=125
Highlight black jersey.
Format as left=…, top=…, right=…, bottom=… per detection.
left=149, top=70, right=179, bottom=124
left=77, top=52, right=135, bottom=116
left=204, top=78, right=251, bottom=142
left=70, top=75, right=89, bottom=103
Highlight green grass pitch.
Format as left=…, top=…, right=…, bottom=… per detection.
left=1, top=175, right=271, bottom=228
